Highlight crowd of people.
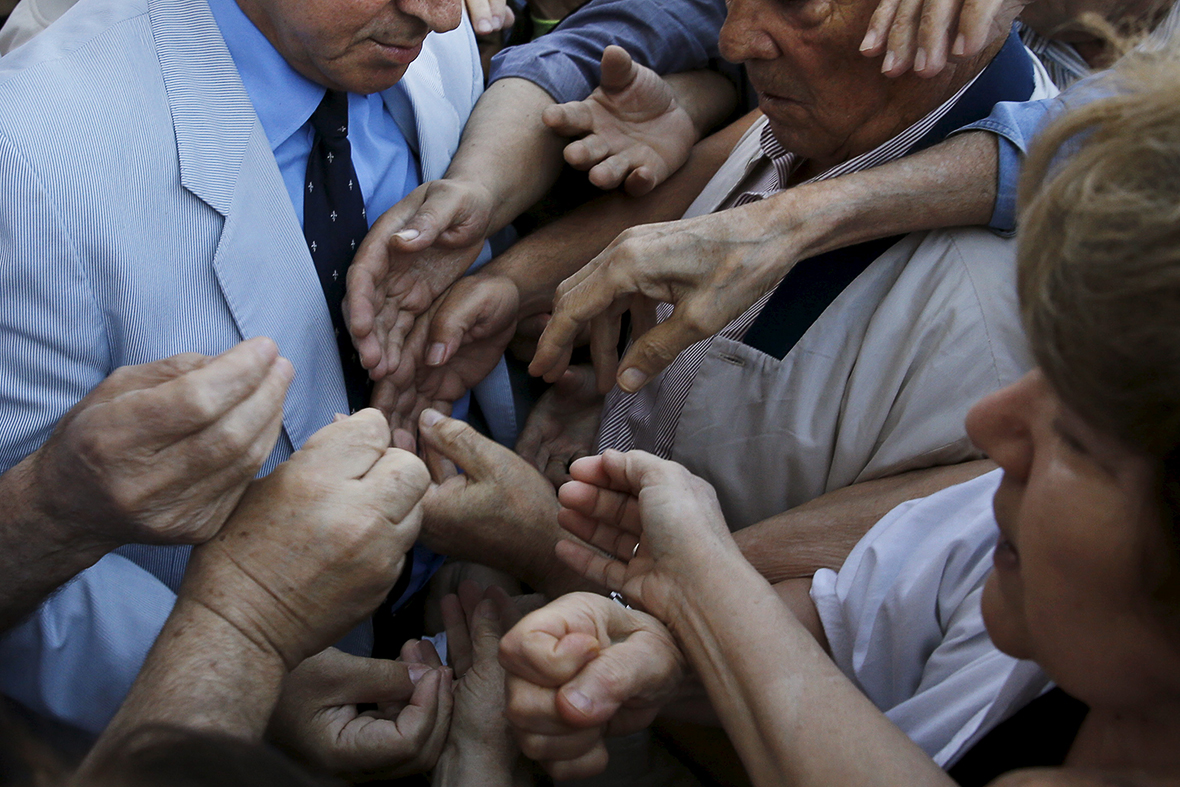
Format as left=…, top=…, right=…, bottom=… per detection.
left=0, top=0, right=1177, bottom=784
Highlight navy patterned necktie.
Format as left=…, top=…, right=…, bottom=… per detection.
left=304, top=90, right=371, bottom=413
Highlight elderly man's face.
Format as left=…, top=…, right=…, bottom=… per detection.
left=720, top=0, right=949, bottom=170
left=238, top=0, right=461, bottom=94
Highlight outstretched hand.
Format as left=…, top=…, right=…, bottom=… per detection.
left=530, top=196, right=807, bottom=393
left=499, top=591, right=686, bottom=780
left=371, top=274, right=518, bottom=434
left=861, top=0, right=1031, bottom=77
left=31, top=337, right=292, bottom=548
left=345, top=181, right=492, bottom=382
left=555, top=450, right=739, bottom=621
left=542, top=45, right=698, bottom=197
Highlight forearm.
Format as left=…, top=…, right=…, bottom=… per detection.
left=667, top=554, right=953, bottom=787
left=488, top=110, right=760, bottom=316
left=664, top=70, right=738, bottom=139
left=81, top=596, right=287, bottom=769
left=734, top=460, right=995, bottom=583
left=443, top=78, right=567, bottom=234
left=764, top=131, right=998, bottom=267
left=0, top=456, right=111, bottom=632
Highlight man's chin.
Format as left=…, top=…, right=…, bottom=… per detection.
left=326, top=61, right=412, bottom=95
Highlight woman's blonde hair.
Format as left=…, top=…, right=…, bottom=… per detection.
left=1017, top=43, right=1180, bottom=601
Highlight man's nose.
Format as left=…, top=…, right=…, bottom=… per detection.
left=965, top=370, right=1043, bottom=482
left=398, top=0, right=462, bottom=33
left=719, top=0, right=781, bottom=63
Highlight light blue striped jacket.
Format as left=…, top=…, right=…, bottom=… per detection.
left=0, top=0, right=487, bottom=731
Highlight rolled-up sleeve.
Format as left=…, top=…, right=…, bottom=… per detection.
left=488, top=0, right=727, bottom=103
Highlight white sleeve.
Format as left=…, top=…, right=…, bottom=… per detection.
left=810, top=470, right=1051, bottom=766
left=0, top=554, right=175, bottom=734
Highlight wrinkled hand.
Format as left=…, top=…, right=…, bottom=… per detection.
left=466, top=0, right=515, bottom=35
left=372, top=274, right=518, bottom=434
left=415, top=409, right=572, bottom=595
left=499, top=592, right=686, bottom=780
left=554, top=450, right=739, bottom=621
left=432, top=583, right=522, bottom=787
left=270, top=646, right=453, bottom=780
left=530, top=199, right=803, bottom=393
left=542, top=46, right=697, bottom=197
left=29, top=337, right=291, bottom=548
left=346, top=180, right=491, bottom=381
left=516, top=365, right=603, bottom=488
left=861, top=0, right=1030, bottom=77
left=182, top=409, right=431, bottom=669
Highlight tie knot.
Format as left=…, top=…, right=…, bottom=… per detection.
left=310, top=90, right=350, bottom=140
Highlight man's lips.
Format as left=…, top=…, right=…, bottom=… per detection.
left=370, top=39, right=423, bottom=65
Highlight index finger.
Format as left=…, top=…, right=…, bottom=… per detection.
left=531, top=262, right=627, bottom=381
left=115, top=337, right=284, bottom=445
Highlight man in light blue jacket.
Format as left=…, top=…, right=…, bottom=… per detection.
left=0, top=0, right=498, bottom=774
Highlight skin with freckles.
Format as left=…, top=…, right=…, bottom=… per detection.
left=235, top=0, right=462, bottom=94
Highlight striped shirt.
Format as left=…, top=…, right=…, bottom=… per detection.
left=596, top=69, right=987, bottom=459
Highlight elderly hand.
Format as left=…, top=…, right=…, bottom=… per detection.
left=345, top=180, right=491, bottom=382
left=181, top=409, right=431, bottom=670
left=861, top=0, right=1030, bottom=77
left=499, top=591, right=686, bottom=780
left=515, top=365, right=603, bottom=488
left=465, top=0, right=515, bottom=35
left=371, top=273, right=518, bottom=434
left=431, top=583, right=523, bottom=787
left=416, top=409, right=566, bottom=594
left=270, top=646, right=453, bottom=780
left=530, top=195, right=810, bottom=392
left=542, top=46, right=698, bottom=197
left=29, top=337, right=292, bottom=548
left=555, top=450, right=740, bottom=621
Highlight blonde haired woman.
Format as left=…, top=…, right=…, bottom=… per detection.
left=499, top=47, right=1180, bottom=787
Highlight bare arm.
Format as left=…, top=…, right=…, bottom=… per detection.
left=489, top=110, right=760, bottom=319
left=734, top=459, right=996, bottom=584
left=533, top=129, right=999, bottom=389
left=0, top=460, right=108, bottom=632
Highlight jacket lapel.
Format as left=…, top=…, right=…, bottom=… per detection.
left=148, top=0, right=346, bottom=450
left=389, top=39, right=462, bottom=182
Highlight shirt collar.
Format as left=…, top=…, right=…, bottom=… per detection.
left=207, top=0, right=326, bottom=151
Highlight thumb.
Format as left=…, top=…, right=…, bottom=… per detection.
left=319, top=651, right=421, bottom=706
left=470, top=597, right=506, bottom=664
left=616, top=299, right=721, bottom=393
left=417, top=407, right=508, bottom=480
left=555, top=633, right=671, bottom=728
left=599, top=45, right=637, bottom=94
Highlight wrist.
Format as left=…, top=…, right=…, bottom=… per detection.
left=434, top=740, right=516, bottom=787
left=9, top=451, right=114, bottom=564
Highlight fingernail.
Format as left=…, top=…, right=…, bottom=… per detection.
left=860, top=29, right=879, bottom=52
left=393, top=228, right=420, bottom=242
left=426, top=342, right=447, bottom=367
left=408, top=664, right=431, bottom=684
left=952, top=33, right=966, bottom=56
left=475, top=19, right=492, bottom=34
left=618, top=368, right=647, bottom=392
left=564, top=689, right=594, bottom=716
left=881, top=51, right=897, bottom=74
left=913, top=47, right=927, bottom=73
left=420, top=408, right=444, bottom=427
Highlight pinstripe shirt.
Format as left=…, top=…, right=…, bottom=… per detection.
left=597, top=69, right=983, bottom=459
